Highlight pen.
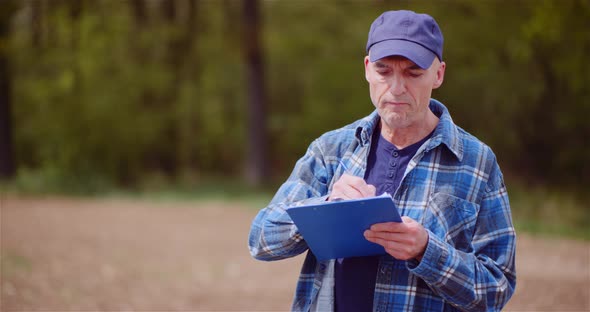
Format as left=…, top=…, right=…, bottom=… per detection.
left=339, top=160, right=349, bottom=173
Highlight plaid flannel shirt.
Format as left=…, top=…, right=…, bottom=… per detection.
left=248, top=99, right=516, bottom=312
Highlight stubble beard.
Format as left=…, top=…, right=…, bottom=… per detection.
left=380, top=106, right=413, bottom=131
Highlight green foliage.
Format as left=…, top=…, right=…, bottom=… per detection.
left=6, top=1, right=590, bottom=198
left=13, top=3, right=170, bottom=188
left=509, top=179, right=590, bottom=240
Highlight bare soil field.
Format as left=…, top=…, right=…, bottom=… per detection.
left=1, top=196, right=589, bottom=311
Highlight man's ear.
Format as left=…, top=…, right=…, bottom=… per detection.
left=364, top=56, right=371, bottom=83
left=433, top=61, right=446, bottom=89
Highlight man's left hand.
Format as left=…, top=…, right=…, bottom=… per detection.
left=364, top=216, right=429, bottom=261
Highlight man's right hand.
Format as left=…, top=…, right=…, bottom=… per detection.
left=328, top=173, right=376, bottom=201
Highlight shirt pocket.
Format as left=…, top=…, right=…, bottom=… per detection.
left=422, top=192, right=479, bottom=252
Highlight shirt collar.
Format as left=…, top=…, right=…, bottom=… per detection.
left=427, top=99, right=464, bottom=161
left=355, top=111, right=380, bottom=147
left=355, top=99, right=463, bottom=161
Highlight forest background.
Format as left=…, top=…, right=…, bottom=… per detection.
left=0, top=0, right=588, bottom=239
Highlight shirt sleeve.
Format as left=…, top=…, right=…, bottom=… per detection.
left=248, top=138, right=331, bottom=261
left=407, top=163, right=517, bottom=311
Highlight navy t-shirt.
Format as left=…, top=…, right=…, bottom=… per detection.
left=334, top=127, right=433, bottom=312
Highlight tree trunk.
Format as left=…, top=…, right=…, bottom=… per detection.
left=131, top=0, right=147, bottom=27
left=0, top=1, right=16, bottom=179
left=175, top=0, right=199, bottom=180
left=242, top=0, right=268, bottom=186
left=30, top=0, right=44, bottom=47
left=161, top=0, right=176, bottom=23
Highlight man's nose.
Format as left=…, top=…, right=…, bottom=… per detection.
left=388, top=75, right=406, bottom=95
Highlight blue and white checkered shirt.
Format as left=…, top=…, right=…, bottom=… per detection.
left=248, top=99, right=516, bottom=312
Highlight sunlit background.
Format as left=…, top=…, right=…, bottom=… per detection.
left=1, top=0, right=588, bottom=311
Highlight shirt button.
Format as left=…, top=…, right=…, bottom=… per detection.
left=388, top=171, right=394, bottom=178
left=392, top=151, right=399, bottom=157
left=389, top=160, right=397, bottom=167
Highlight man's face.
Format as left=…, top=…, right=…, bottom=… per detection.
left=364, top=55, right=445, bottom=131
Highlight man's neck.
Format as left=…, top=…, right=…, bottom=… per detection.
left=380, top=111, right=439, bottom=149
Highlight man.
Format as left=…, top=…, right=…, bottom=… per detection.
left=248, top=10, right=516, bottom=312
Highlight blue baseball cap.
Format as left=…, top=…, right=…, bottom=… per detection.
left=366, top=10, right=443, bottom=69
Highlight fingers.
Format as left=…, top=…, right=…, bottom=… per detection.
left=369, top=221, right=405, bottom=232
left=369, top=216, right=413, bottom=231
left=365, top=236, right=416, bottom=260
left=364, top=217, right=429, bottom=261
left=342, top=174, right=375, bottom=197
left=364, top=225, right=406, bottom=242
left=329, top=174, right=376, bottom=200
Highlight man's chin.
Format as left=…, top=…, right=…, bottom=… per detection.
left=381, top=113, right=411, bottom=130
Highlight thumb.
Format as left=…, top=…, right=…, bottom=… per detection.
left=367, top=184, right=376, bottom=196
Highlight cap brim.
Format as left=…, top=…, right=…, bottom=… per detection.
left=368, top=39, right=436, bottom=69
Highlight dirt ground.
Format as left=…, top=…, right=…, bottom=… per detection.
left=1, top=196, right=589, bottom=312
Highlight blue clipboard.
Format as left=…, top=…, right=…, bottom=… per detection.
left=286, top=194, right=402, bottom=261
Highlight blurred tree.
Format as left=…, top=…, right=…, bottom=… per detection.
left=0, top=0, right=17, bottom=179
left=516, top=0, right=590, bottom=187
left=4, top=0, right=589, bottom=195
left=174, top=0, right=200, bottom=181
left=130, top=0, right=147, bottom=26
left=30, top=0, right=45, bottom=48
left=243, top=0, right=268, bottom=186
left=164, top=0, right=202, bottom=180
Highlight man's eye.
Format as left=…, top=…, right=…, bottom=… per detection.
left=408, top=72, right=423, bottom=78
